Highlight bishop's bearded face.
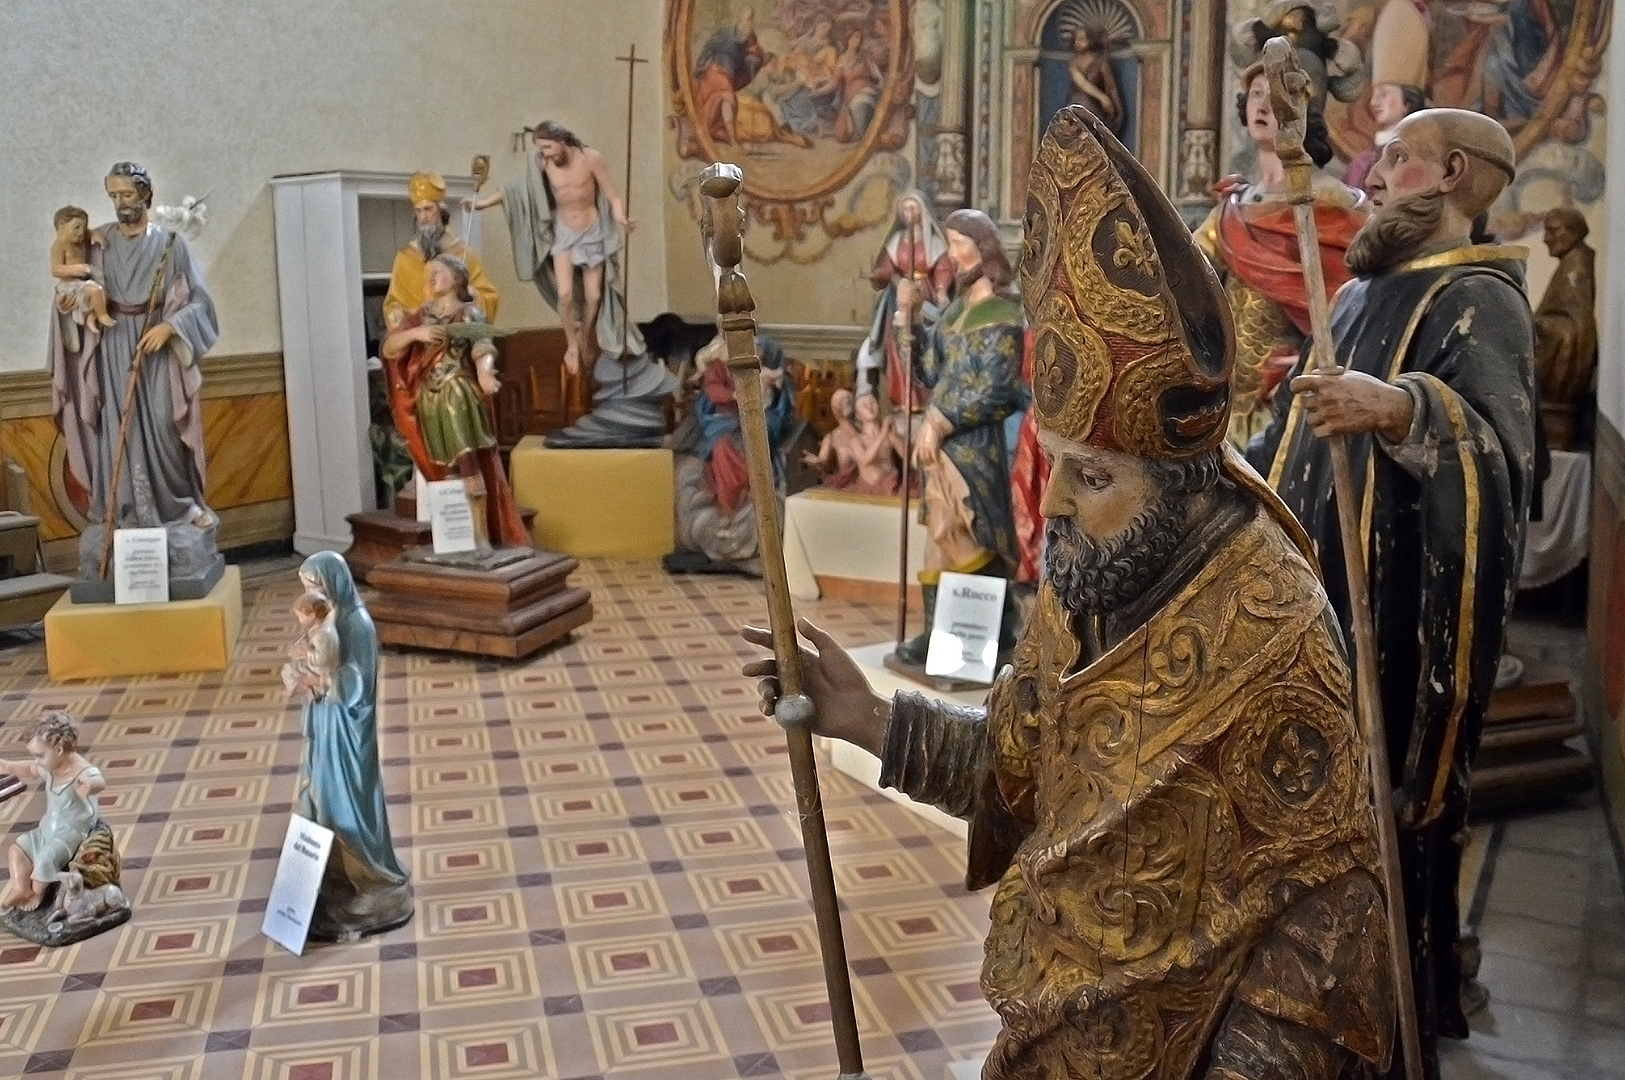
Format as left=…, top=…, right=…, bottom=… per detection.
left=1045, top=492, right=1185, bottom=614
left=417, top=221, right=446, bottom=261
left=1038, top=436, right=1205, bottom=615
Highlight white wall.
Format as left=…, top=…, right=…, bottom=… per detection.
left=1601, top=11, right=1625, bottom=431
left=0, top=0, right=668, bottom=371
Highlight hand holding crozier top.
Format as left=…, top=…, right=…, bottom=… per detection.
left=740, top=620, right=889, bottom=757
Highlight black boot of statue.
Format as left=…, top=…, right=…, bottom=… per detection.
left=893, top=582, right=938, bottom=666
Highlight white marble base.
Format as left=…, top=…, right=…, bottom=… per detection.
left=814, top=641, right=989, bottom=840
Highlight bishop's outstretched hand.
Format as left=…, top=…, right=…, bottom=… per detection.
left=740, top=619, right=890, bottom=757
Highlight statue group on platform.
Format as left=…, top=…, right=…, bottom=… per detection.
left=379, top=251, right=529, bottom=553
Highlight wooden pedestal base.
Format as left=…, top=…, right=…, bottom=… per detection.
left=1471, top=660, right=1594, bottom=813
left=366, top=548, right=592, bottom=660
left=346, top=505, right=538, bottom=583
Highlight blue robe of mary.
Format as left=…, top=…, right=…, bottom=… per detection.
left=296, top=552, right=413, bottom=942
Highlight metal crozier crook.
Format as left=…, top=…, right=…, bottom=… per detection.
left=697, top=162, right=871, bottom=1080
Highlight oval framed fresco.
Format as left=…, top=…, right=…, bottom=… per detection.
left=1324, top=0, right=1610, bottom=162
left=668, top=0, right=913, bottom=205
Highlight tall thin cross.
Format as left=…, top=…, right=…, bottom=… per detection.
left=616, top=44, right=650, bottom=388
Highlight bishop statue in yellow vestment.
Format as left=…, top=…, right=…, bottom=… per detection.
left=382, top=171, right=499, bottom=329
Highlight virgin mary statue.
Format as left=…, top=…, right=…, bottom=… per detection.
left=295, top=552, right=413, bottom=942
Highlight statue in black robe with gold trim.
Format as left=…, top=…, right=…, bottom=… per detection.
left=1250, top=109, right=1536, bottom=1080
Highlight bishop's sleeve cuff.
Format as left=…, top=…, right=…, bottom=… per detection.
left=877, top=691, right=989, bottom=821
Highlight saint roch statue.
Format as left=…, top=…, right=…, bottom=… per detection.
left=47, top=161, right=223, bottom=601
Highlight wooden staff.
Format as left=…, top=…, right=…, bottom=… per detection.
left=892, top=275, right=915, bottom=650
left=1264, top=38, right=1423, bottom=1080
left=615, top=43, right=648, bottom=394
left=697, top=162, right=871, bottom=1080
left=97, top=231, right=179, bottom=580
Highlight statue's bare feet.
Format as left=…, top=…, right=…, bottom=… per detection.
left=562, top=344, right=581, bottom=377
left=14, top=883, right=45, bottom=912
left=186, top=506, right=217, bottom=531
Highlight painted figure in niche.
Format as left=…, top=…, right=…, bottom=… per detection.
left=890, top=209, right=1025, bottom=668
left=293, top=552, right=414, bottom=943
left=1343, top=0, right=1430, bottom=192
left=1038, top=0, right=1139, bottom=149
left=382, top=172, right=499, bottom=331
left=283, top=589, right=341, bottom=699
left=379, top=254, right=529, bottom=552
left=47, top=161, right=222, bottom=592
left=1196, top=63, right=1367, bottom=448
left=858, top=191, right=952, bottom=424
left=804, top=389, right=901, bottom=495
left=1065, top=26, right=1124, bottom=135
left=665, top=335, right=799, bottom=576
left=48, top=207, right=114, bottom=345
left=0, top=712, right=129, bottom=946
left=746, top=107, right=1397, bottom=1080
left=1251, top=109, right=1535, bottom=1077
left=1532, top=207, right=1597, bottom=451
left=473, top=121, right=677, bottom=448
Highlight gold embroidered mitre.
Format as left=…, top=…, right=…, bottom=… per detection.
left=408, top=171, right=446, bottom=206
left=1018, top=106, right=1235, bottom=459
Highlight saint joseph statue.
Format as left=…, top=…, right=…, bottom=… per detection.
left=48, top=162, right=221, bottom=599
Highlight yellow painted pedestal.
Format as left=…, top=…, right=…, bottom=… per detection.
left=509, top=439, right=674, bottom=559
left=44, top=566, right=244, bottom=681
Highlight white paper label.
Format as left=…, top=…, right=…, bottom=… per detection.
left=113, top=528, right=169, bottom=605
left=924, top=571, right=1006, bottom=684
left=427, top=478, right=478, bottom=554
left=414, top=469, right=430, bottom=523
left=261, top=814, right=335, bottom=956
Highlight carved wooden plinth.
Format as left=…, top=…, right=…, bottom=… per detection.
left=1471, top=662, right=1594, bottom=813
left=366, top=548, right=592, bottom=661
left=345, top=505, right=538, bottom=583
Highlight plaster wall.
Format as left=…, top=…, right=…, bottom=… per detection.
left=0, top=0, right=670, bottom=372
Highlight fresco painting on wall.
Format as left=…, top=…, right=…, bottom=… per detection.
left=1317, top=0, right=1610, bottom=233
left=667, top=0, right=916, bottom=261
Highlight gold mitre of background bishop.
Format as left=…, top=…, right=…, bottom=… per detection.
left=408, top=171, right=447, bottom=205
left=1018, top=105, right=1235, bottom=459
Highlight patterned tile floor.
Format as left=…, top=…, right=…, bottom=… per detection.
left=0, top=560, right=999, bottom=1080
left=1, top=563, right=1621, bottom=1080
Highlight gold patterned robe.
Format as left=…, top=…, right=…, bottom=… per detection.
left=880, top=474, right=1395, bottom=1079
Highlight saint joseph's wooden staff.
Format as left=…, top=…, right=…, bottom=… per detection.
left=615, top=43, right=648, bottom=395
left=697, top=162, right=871, bottom=1080
left=1264, top=38, right=1423, bottom=1080
left=97, top=231, right=180, bottom=580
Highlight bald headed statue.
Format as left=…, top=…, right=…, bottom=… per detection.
left=1252, top=107, right=1536, bottom=1079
